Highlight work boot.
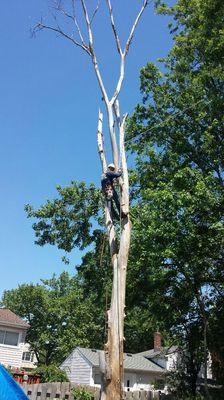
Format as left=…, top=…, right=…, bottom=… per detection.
left=121, top=211, right=128, bottom=219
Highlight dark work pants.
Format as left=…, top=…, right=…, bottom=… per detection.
left=106, top=189, right=120, bottom=220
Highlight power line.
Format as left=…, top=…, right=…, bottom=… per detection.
left=125, top=98, right=212, bottom=145
left=102, top=98, right=212, bottom=166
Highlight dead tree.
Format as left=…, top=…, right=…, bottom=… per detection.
left=34, top=1, right=148, bottom=398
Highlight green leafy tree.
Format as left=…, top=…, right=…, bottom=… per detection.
left=127, top=0, right=224, bottom=395
left=1, top=272, right=104, bottom=365
left=24, top=179, right=159, bottom=354
left=25, top=181, right=102, bottom=252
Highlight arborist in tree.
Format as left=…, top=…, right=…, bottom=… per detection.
left=101, top=163, right=124, bottom=220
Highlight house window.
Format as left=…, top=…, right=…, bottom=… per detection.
left=0, top=330, right=19, bottom=346
left=22, top=352, right=34, bottom=362
left=0, top=331, right=5, bottom=343
left=94, top=374, right=101, bottom=385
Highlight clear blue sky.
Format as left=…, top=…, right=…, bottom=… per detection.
left=0, top=0, right=174, bottom=297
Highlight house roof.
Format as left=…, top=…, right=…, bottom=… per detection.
left=136, top=345, right=178, bottom=359
left=77, top=347, right=165, bottom=373
left=0, top=309, right=30, bottom=329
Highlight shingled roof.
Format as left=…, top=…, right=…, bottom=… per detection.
left=77, top=347, right=165, bottom=373
left=136, top=346, right=178, bottom=359
left=0, top=309, right=30, bottom=329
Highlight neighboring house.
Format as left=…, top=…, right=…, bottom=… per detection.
left=136, top=332, right=178, bottom=373
left=136, top=332, right=213, bottom=387
left=61, top=339, right=166, bottom=391
left=0, top=308, right=36, bottom=370
left=61, top=332, right=213, bottom=392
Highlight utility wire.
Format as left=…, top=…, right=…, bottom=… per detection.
left=124, top=98, right=212, bottom=145
left=102, top=98, right=212, bottom=157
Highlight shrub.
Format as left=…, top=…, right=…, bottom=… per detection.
left=72, top=386, right=93, bottom=400
left=34, top=364, right=68, bottom=383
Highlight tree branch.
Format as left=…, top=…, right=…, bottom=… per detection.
left=33, top=21, right=91, bottom=56
left=81, top=0, right=109, bottom=104
left=80, top=0, right=119, bottom=166
left=106, top=0, right=122, bottom=55
left=110, top=0, right=149, bottom=105
left=81, top=0, right=93, bottom=48
left=110, top=55, right=125, bottom=105
left=66, top=0, right=88, bottom=47
left=90, top=0, right=101, bottom=25
left=124, top=0, right=149, bottom=57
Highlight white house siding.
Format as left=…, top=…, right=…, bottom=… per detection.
left=21, top=343, right=37, bottom=370
left=166, top=353, right=178, bottom=370
left=61, top=349, right=92, bottom=385
left=124, top=371, right=137, bottom=390
left=0, top=326, right=25, bottom=368
left=60, top=353, right=73, bottom=382
left=124, top=371, right=164, bottom=391
left=91, top=369, right=163, bottom=392
left=199, top=353, right=213, bottom=380
left=151, top=353, right=177, bottom=370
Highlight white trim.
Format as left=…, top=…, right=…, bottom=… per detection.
left=0, top=344, right=19, bottom=349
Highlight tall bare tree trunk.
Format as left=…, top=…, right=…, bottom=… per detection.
left=35, top=2, right=148, bottom=398
left=98, top=109, right=131, bottom=399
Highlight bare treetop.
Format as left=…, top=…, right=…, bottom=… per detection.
left=34, top=0, right=149, bottom=106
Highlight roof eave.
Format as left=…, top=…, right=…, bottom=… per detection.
left=124, top=367, right=165, bottom=374
left=0, top=321, right=30, bottom=330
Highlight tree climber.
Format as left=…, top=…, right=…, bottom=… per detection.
left=101, top=163, right=124, bottom=220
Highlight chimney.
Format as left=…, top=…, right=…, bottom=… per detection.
left=154, top=331, right=162, bottom=352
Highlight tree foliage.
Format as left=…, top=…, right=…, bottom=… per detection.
left=34, top=364, right=68, bottom=383
left=127, top=0, right=224, bottom=393
left=25, top=181, right=102, bottom=252
left=1, top=272, right=104, bottom=365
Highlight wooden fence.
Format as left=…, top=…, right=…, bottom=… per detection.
left=21, top=383, right=170, bottom=400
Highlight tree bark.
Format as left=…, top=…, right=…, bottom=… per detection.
left=97, top=108, right=131, bottom=399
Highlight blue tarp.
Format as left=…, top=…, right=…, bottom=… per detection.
left=0, top=365, right=28, bottom=400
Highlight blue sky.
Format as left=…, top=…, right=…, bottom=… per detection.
left=0, top=0, right=174, bottom=297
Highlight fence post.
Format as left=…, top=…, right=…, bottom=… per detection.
left=125, top=392, right=133, bottom=399
left=133, top=390, right=140, bottom=399
left=46, top=382, right=52, bottom=399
